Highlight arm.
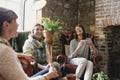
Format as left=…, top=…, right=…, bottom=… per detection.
left=0, top=46, right=29, bottom=80
left=68, top=40, right=75, bottom=58
left=86, top=39, right=98, bottom=55
left=23, top=40, right=35, bottom=56
left=17, top=53, right=35, bottom=62
left=70, top=40, right=85, bottom=58
left=0, top=45, right=58, bottom=80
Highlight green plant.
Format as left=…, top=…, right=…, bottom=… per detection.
left=42, top=17, right=62, bottom=33
left=91, top=71, right=109, bottom=80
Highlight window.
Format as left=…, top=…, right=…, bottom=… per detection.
left=0, top=0, right=24, bottom=31
left=0, top=0, right=46, bottom=31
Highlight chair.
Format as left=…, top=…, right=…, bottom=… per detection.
left=9, top=31, right=34, bottom=76
left=18, top=56, right=33, bottom=76
left=57, top=43, right=102, bottom=77
left=57, top=47, right=102, bottom=77
left=9, top=31, right=30, bottom=52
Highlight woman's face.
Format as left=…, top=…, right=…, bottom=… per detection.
left=33, top=26, right=43, bottom=39
left=7, top=19, right=18, bottom=39
left=75, top=26, right=83, bottom=35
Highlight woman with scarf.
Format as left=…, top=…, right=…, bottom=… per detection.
left=23, top=24, right=60, bottom=77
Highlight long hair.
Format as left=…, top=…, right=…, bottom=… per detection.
left=0, top=7, right=18, bottom=35
left=74, top=24, right=87, bottom=40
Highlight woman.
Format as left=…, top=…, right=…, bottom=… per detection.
left=68, top=24, right=98, bottom=80
left=23, top=24, right=60, bottom=76
left=0, top=7, right=58, bottom=80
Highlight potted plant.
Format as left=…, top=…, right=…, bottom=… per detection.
left=91, top=71, right=109, bottom=80
left=42, top=17, right=62, bottom=43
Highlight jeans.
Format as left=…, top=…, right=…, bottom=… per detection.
left=31, top=68, right=49, bottom=77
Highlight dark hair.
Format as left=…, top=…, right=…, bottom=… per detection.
left=31, top=23, right=44, bottom=33
left=74, top=24, right=87, bottom=40
left=0, top=7, right=18, bottom=34
left=34, top=23, right=44, bottom=29
left=31, top=23, right=44, bottom=40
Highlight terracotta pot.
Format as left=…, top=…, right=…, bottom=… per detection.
left=43, top=30, right=52, bottom=43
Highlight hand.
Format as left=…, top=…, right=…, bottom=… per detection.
left=23, top=55, right=35, bottom=62
left=72, top=40, right=86, bottom=58
left=45, top=64, right=59, bottom=79
left=78, top=40, right=86, bottom=48
left=86, top=40, right=98, bottom=55
left=72, top=53, right=77, bottom=58
left=86, top=40, right=93, bottom=46
left=49, top=63, right=57, bottom=72
left=37, top=63, right=47, bottom=69
left=47, top=63, right=54, bottom=68
left=47, top=56, right=52, bottom=63
left=17, top=53, right=35, bottom=62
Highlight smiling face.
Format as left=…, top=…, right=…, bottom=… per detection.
left=75, top=26, right=83, bottom=36
left=32, top=25, right=43, bottom=40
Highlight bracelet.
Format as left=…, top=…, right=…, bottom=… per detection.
left=44, top=75, right=49, bottom=80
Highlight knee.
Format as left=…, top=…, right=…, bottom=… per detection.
left=81, top=58, right=88, bottom=64
left=53, top=62, right=61, bottom=71
left=87, top=60, right=93, bottom=67
left=77, top=58, right=88, bottom=65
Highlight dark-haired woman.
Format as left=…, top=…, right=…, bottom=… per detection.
left=68, top=24, right=98, bottom=80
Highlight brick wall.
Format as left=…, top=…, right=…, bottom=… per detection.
left=42, top=0, right=78, bottom=30
left=95, top=0, right=120, bottom=79
left=96, top=0, right=120, bottom=28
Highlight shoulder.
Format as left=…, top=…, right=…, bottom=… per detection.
left=23, top=39, right=33, bottom=47
left=0, top=44, right=13, bottom=53
left=23, top=37, right=35, bottom=47
left=0, top=44, right=16, bottom=61
left=70, top=39, right=78, bottom=46
left=70, top=39, right=78, bottom=43
left=0, top=43, right=15, bottom=53
left=71, top=39, right=76, bottom=42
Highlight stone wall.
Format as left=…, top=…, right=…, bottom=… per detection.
left=42, top=0, right=79, bottom=60
left=78, top=0, right=95, bottom=34
left=42, top=0, right=78, bottom=30
left=41, top=0, right=95, bottom=60
left=42, top=0, right=95, bottom=33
